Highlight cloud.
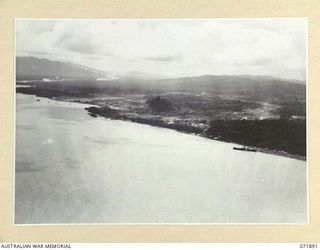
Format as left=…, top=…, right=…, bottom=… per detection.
left=142, top=54, right=182, bottom=62
left=59, top=39, right=96, bottom=54
left=16, top=19, right=306, bottom=80
left=54, top=27, right=98, bottom=54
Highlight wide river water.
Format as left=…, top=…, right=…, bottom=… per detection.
left=15, top=93, right=307, bottom=224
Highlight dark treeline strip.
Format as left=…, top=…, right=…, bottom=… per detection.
left=206, top=119, right=306, bottom=156
left=85, top=106, right=202, bottom=134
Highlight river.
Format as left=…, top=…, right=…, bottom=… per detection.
left=15, top=93, right=307, bottom=224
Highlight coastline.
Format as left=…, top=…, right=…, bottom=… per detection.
left=85, top=106, right=307, bottom=162
left=17, top=91, right=306, bottom=162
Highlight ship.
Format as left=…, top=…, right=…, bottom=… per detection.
left=233, top=139, right=257, bottom=152
left=233, top=146, right=257, bottom=152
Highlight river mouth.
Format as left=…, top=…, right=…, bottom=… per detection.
left=15, top=93, right=307, bottom=224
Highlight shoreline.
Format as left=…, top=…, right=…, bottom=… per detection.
left=88, top=110, right=306, bottom=161
left=17, top=91, right=306, bottom=162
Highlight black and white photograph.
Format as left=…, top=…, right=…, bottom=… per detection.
left=15, top=18, right=307, bottom=224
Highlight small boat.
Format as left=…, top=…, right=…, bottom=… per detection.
left=232, top=135, right=257, bottom=152
left=233, top=146, right=257, bottom=152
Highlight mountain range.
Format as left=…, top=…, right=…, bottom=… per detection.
left=16, top=56, right=165, bottom=81
left=16, top=56, right=306, bottom=100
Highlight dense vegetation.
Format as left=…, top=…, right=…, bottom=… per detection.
left=206, top=119, right=306, bottom=156
left=146, top=96, right=174, bottom=112
left=277, top=101, right=306, bottom=119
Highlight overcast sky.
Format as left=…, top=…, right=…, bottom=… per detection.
left=16, top=19, right=307, bottom=80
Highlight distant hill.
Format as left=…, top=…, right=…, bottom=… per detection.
left=16, top=57, right=306, bottom=102
left=104, top=74, right=306, bottom=101
left=154, top=75, right=306, bottom=100
left=16, top=56, right=106, bottom=80
left=117, top=71, right=166, bottom=81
